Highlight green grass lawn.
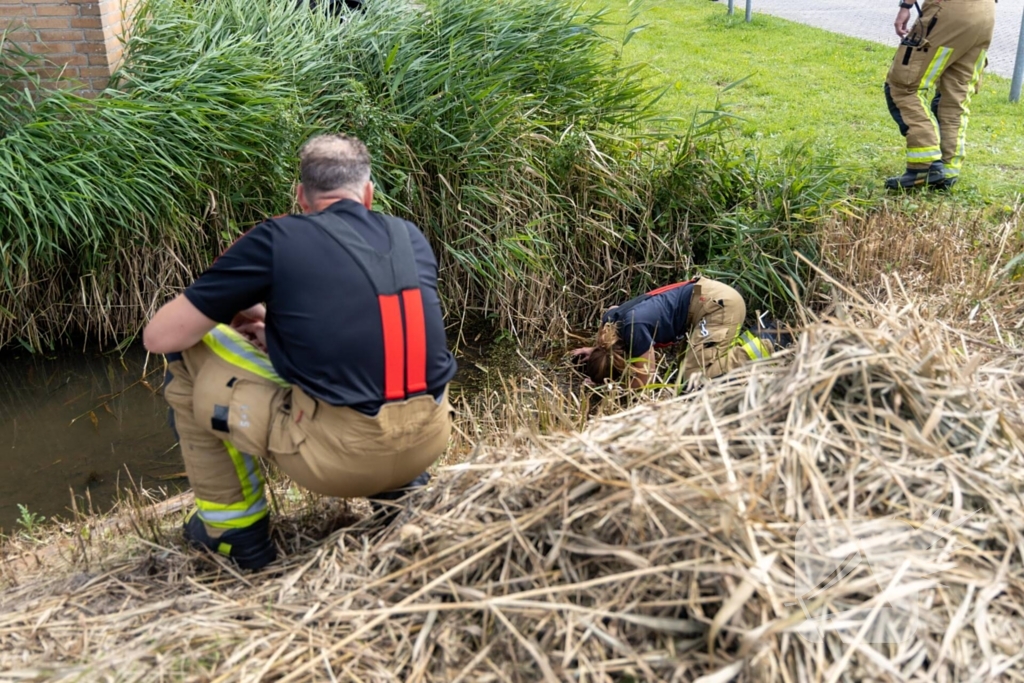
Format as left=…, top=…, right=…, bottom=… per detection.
left=586, top=0, right=1024, bottom=202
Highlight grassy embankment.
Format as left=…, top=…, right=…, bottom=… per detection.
left=587, top=0, right=1024, bottom=202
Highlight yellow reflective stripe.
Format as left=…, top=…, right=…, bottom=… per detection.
left=907, top=146, right=940, bottom=154
left=738, top=330, right=768, bottom=361
left=915, top=88, right=941, bottom=144
left=906, top=148, right=941, bottom=161
left=202, top=325, right=288, bottom=387
left=948, top=49, right=987, bottom=171
left=914, top=47, right=951, bottom=146
left=732, top=330, right=770, bottom=361
left=217, top=542, right=233, bottom=556
left=224, top=441, right=265, bottom=501
left=196, top=497, right=267, bottom=529
left=195, top=442, right=267, bottom=529
left=921, top=47, right=952, bottom=89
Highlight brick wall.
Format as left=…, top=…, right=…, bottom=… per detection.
left=1, top=0, right=136, bottom=93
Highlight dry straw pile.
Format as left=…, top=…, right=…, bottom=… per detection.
left=2, top=289, right=1023, bottom=682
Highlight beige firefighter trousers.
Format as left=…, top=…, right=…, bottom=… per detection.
left=164, top=325, right=452, bottom=534
left=886, top=0, right=995, bottom=175
left=680, top=278, right=769, bottom=380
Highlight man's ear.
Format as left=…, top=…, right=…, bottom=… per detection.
left=296, top=184, right=311, bottom=213
left=362, top=181, right=374, bottom=210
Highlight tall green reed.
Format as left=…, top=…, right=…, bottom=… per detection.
left=0, top=0, right=847, bottom=351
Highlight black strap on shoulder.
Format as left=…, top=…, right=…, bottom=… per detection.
left=305, top=211, right=420, bottom=295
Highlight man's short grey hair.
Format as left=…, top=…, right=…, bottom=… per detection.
left=299, top=134, right=372, bottom=196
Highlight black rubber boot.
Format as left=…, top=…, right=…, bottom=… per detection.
left=183, top=510, right=277, bottom=570
left=368, top=472, right=432, bottom=527
left=884, top=161, right=951, bottom=191
left=755, top=318, right=794, bottom=349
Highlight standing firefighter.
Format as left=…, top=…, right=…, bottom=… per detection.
left=144, top=134, right=457, bottom=570
left=884, top=0, right=995, bottom=190
left=572, top=278, right=785, bottom=388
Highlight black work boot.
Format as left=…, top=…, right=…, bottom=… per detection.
left=884, top=161, right=951, bottom=191
left=183, top=509, right=277, bottom=570
left=368, top=471, right=432, bottom=527
left=755, top=317, right=794, bottom=349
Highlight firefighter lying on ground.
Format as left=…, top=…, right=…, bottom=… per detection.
left=571, top=278, right=789, bottom=388
left=144, top=134, right=457, bottom=570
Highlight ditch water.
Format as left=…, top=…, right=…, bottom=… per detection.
left=0, top=346, right=182, bottom=534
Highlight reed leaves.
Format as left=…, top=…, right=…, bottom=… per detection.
left=0, top=0, right=849, bottom=350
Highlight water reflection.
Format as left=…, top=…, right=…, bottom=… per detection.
left=0, top=346, right=180, bottom=533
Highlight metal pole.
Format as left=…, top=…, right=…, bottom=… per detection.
left=745, top=0, right=752, bottom=23
left=1011, top=5, right=1024, bottom=103
left=728, top=0, right=734, bottom=16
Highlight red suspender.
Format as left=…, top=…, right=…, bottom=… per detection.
left=380, top=289, right=428, bottom=401
left=402, top=289, right=428, bottom=394
left=646, top=280, right=693, bottom=296
left=378, top=294, right=406, bottom=401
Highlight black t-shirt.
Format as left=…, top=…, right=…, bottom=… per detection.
left=601, top=283, right=695, bottom=358
left=184, top=199, right=457, bottom=414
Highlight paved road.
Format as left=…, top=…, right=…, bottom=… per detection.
left=739, top=0, right=1023, bottom=78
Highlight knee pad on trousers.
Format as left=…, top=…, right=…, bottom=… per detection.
left=884, top=82, right=910, bottom=137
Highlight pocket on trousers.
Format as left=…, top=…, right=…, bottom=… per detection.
left=269, top=408, right=305, bottom=459
left=163, top=363, right=193, bottom=414
left=888, top=47, right=931, bottom=89
left=226, top=379, right=280, bottom=459
left=689, top=325, right=734, bottom=354
left=700, top=298, right=728, bottom=328
left=192, top=362, right=236, bottom=433
left=888, top=1, right=945, bottom=86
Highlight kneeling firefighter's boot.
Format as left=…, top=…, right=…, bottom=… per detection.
left=884, top=161, right=952, bottom=191
left=183, top=509, right=276, bottom=570
left=368, top=471, right=431, bottom=527
left=756, top=317, right=794, bottom=349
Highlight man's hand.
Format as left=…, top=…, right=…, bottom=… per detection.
left=894, top=7, right=912, bottom=37
left=234, top=320, right=268, bottom=353
left=230, top=303, right=266, bottom=328
left=231, top=304, right=268, bottom=352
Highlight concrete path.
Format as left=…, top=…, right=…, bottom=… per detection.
left=733, top=0, right=1023, bottom=78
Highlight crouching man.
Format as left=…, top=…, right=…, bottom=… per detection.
left=144, top=134, right=457, bottom=570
